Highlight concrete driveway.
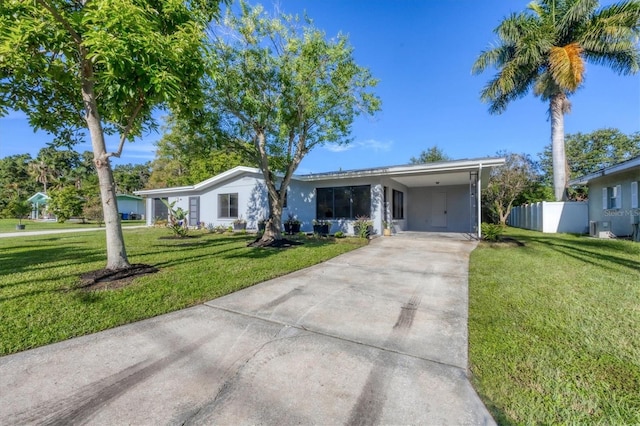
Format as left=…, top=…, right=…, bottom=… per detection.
left=0, top=233, right=495, bottom=425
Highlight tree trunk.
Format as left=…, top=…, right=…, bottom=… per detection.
left=81, top=61, right=130, bottom=270
left=550, top=94, right=568, bottom=201
left=254, top=131, right=285, bottom=244
left=262, top=193, right=283, bottom=242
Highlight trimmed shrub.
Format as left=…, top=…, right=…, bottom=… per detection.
left=481, top=222, right=504, bottom=242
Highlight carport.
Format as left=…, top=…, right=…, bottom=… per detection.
left=374, top=158, right=504, bottom=238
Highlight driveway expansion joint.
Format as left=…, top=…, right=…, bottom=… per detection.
left=203, top=301, right=468, bottom=375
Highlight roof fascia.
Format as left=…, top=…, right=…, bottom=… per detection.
left=296, top=157, right=505, bottom=181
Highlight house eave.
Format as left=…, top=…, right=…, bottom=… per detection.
left=134, top=166, right=262, bottom=196
left=295, top=157, right=505, bottom=181
left=116, top=194, right=143, bottom=200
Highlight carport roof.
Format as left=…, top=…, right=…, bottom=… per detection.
left=297, top=157, right=505, bottom=187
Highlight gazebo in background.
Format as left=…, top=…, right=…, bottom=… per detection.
left=27, top=192, right=51, bottom=219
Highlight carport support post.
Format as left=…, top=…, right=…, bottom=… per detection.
left=477, top=164, right=482, bottom=239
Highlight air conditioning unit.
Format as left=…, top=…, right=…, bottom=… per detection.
left=589, top=221, right=611, bottom=238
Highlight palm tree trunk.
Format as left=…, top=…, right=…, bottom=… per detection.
left=550, top=93, right=568, bottom=201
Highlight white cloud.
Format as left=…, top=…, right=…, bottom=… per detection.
left=325, top=143, right=353, bottom=153
left=325, top=139, right=393, bottom=153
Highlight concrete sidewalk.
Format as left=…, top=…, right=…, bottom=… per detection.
left=0, top=225, right=146, bottom=238
left=0, top=234, right=495, bottom=425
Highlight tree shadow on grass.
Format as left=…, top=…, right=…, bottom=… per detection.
left=524, top=236, right=639, bottom=274
left=0, top=246, right=104, bottom=280
left=149, top=235, right=250, bottom=249
left=150, top=245, right=249, bottom=269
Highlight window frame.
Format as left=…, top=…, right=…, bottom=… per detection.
left=218, top=193, right=239, bottom=218
left=603, top=185, right=622, bottom=209
left=316, top=185, right=371, bottom=220
left=392, top=189, right=404, bottom=220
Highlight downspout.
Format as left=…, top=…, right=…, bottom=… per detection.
left=477, top=163, right=482, bottom=239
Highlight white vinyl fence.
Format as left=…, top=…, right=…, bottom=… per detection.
left=508, top=201, right=588, bottom=234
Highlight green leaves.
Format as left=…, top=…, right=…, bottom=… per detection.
left=0, top=0, right=223, bottom=144
left=48, top=186, right=84, bottom=223
left=206, top=1, right=380, bottom=174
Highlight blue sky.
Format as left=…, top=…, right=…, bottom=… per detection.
left=1, top=0, right=638, bottom=174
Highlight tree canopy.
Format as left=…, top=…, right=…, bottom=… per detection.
left=0, top=0, right=224, bottom=269
left=409, top=146, right=451, bottom=164
left=540, top=128, right=640, bottom=199
left=473, top=0, right=640, bottom=201
left=147, top=114, right=255, bottom=188
left=541, top=128, right=640, bottom=180
left=483, top=152, right=543, bottom=225
left=202, top=2, right=380, bottom=243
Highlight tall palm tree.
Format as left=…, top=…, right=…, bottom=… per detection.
left=473, top=0, right=640, bottom=201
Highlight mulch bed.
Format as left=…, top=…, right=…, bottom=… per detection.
left=78, top=264, right=159, bottom=291
left=485, top=237, right=525, bottom=247
left=247, top=237, right=303, bottom=248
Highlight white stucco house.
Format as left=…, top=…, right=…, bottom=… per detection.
left=569, top=155, right=640, bottom=240
left=134, top=157, right=505, bottom=238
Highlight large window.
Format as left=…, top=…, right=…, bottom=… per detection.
left=316, top=185, right=370, bottom=219
left=153, top=197, right=168, bottom=220
left=392, top=189, right=404, bottom=219
left=218, top=193, right=239, bottom=218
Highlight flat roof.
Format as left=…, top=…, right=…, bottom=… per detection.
left=135, top=157, right=505, bottom=196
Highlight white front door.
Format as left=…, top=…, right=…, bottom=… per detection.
left=431, top=192, right=447, bottom=227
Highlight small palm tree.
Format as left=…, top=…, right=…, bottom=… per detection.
left=28, top=160, right=51, bottom=193
left=8, top=199, right=31, bottom=227
left=473, top=0, right=640, bottom=201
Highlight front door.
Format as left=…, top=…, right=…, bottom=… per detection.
left=188, top=197, right=200, bottom=226
left=431, top=192, right=447, bottom=227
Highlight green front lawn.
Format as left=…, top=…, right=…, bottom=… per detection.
left=0, top=228, right=366, bottom=355
left=469, top=228, right=640, bottom=424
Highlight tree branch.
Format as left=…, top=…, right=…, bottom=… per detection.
left=106, top=96, right=145, bottom=159
left=37, top=0, right=83, bottom=46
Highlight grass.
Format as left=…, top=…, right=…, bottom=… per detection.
left=469, top=228, right=640, bottom=425
left=0, top=218, right=145, bottom=233
left=0, top=228, right=367, bottom=355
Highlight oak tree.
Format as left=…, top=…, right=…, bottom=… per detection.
left=410, top=146, right=451, bottom=164
left=0, top=0, right=223, bottom=269
left=205, top=3, right=381, bottom=244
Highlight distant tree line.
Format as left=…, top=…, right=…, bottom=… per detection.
left=0, top=147, right=151, bottom=220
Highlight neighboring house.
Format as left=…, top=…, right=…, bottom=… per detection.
left=27, top=192, right=51, bottom=219
left=116, top=194, right=146, bottom=220
left=569, top=155, right=640, bottom=240
left=135, top=158, right=505, bottom=237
